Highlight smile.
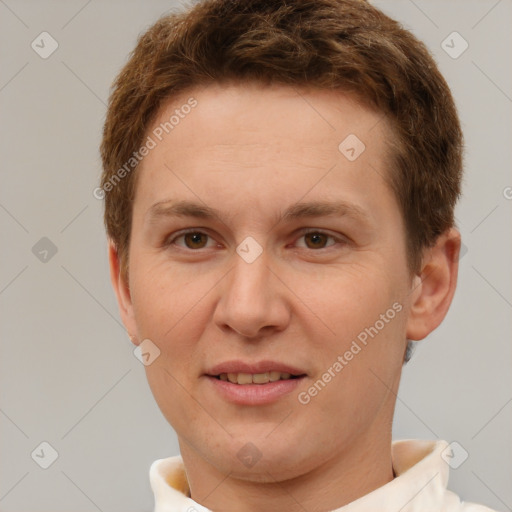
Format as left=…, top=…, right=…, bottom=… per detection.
left=214, top=372, right=302, bottom=384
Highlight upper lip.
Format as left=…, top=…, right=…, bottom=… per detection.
left=206, top=360, right=307, bottom=376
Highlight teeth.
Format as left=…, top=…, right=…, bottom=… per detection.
left=237, top=373, right=253, bottom=385
left=219, top=372, right=296, bottom=384
left=252, top=372, right=270, bottom=384
left=269, top=371, right=281, bottom=382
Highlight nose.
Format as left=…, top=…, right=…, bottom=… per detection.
left=213, top=248, right=291, bottom=339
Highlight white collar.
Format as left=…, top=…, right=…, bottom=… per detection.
left=149, top=439, right=476, bottom=511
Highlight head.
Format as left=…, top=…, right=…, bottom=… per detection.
left=101, top=0, right=462, bottom=490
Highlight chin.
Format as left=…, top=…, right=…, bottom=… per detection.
left=225, top=455, right=309, bottom=483
left=215, top=436, right=316, bottom=482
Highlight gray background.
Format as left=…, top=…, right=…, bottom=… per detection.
left=0, top=0, right=511, bottom=511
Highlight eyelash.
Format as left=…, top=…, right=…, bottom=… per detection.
left=164, top=228, right=347, bottom=251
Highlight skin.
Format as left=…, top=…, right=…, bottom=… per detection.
left=109, top=83, right=461, bottom=512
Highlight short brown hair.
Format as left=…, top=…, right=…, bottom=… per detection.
left=100, top=0, right=463, bottom=280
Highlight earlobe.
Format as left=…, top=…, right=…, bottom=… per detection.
left=108, top=241, right=139, bottom=345
left=406, top=228, right=461, bottom=341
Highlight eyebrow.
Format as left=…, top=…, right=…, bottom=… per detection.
left=145, top=199, right=371, bottom=226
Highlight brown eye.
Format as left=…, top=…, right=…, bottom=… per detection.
left=183, top=232, right=209, bottom=249
left=292, top=229, right=347, bottom=251
left=303, top=232, right=330, bottom=249
left=166, top=230, right=216, bottom=250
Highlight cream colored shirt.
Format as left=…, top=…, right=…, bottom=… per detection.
left=150, top=439, right=496, bottom=511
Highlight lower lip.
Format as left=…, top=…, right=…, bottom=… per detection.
left=205, top=375, right=305, bottom=405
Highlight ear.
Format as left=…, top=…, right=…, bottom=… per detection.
left=108, top=241, right=139, bottom=346
left=406, top=228, right=461, bottom=341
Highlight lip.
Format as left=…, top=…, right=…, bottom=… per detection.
left=205, top=374, right=306, bottom=405
left=204, top=359, right=307, bottom=406
left=206, top=359, right=307, bottom=376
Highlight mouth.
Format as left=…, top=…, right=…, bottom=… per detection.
left=204, top=360, right=307, bottom=404
left=210, top=371, right=305, bottom=385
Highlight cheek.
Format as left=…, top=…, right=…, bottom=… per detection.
left=300, top=310, right=405, bottom=446
left=144, top=362, right=213, bottom=445
left=295, top=266, right=407, bottom=411
left=129, top=264, right=214, bottom=418
left=130, top=256, right=205, bottom=336
left=294, top=264, right=401, bottom=344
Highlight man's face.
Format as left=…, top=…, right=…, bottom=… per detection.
left=120, top=83, right=416, bottom=479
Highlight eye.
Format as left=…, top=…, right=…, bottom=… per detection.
left=294, top=230, right=344, bottom=250
left=165, top=228, right=347, bottom=252
left=166, top=229, right=217, bottom=250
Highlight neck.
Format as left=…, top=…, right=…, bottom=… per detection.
left=179, top=427, right=394, bottom=512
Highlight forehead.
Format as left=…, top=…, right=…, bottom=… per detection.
left=151, top=82, right=385, bottom=150
left=133, top=83, right=394, bottom=219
